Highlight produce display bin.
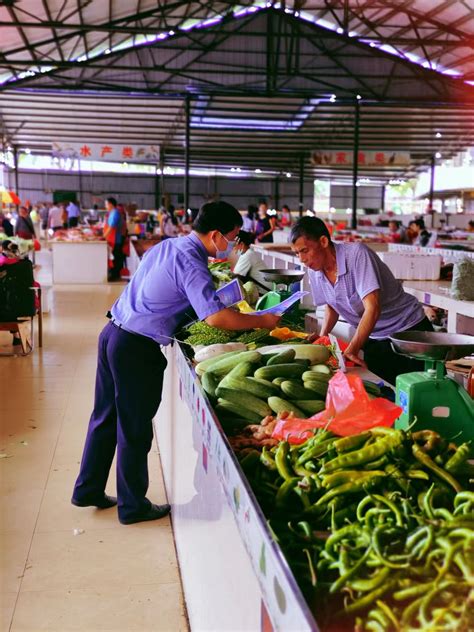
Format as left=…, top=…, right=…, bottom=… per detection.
left=156, top=343, right=318, bottom=632
left=51, top=241, right=108, bottom=284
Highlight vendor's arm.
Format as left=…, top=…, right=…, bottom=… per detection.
left=320, top=304, right=339, bottom=337
left=344, top=290, right=381, bottom=366
left=206, top=309, right=279, bottom=331
left=308, top=304, right=339, bottom=342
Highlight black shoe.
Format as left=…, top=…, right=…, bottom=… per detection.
left=119, top=503, right=171, bottom=525
left=12, top=337, right=22, bottom=346
left=71, top=494, right=118, bottom=509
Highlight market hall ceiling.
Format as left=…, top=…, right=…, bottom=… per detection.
left=1, top=0, right=473, bottom=181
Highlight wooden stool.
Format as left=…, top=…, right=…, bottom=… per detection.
left=0, top=318, right=34, bottom=355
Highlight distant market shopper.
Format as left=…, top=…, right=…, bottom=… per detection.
left=255, top=202, right=276, bottom=243
left=291, top=217, right=432, bottom=385
left=48, top=204, right=63, bottom=232
left=14, top=206, right=36, bottom=240
left=72, top=201, right=280, bottom=524
left=233, top=230, right=271, bottom=290
left=67, top=200, right=81, bottom=228
left=104, top=197, right=125, bottom=282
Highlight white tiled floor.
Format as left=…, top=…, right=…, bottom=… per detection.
left=0, top=251, right=188, bottom=631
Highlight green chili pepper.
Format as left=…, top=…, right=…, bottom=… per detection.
left=375, top=600, right=400, bottom=631
left=303, top=548, right=317, bottom=586
left=419, top=581, right=457, bottom=629
left=275, top=441, right=294, bottom=481
left=343, top=579, right=399, bottom=615
left=444, top=442, right=471, bottom=474
left=406, top=468, right=430, bottom=481
left=322, top=431, right=404, bottom=473
left=412, top=443, right=463, bottom=493
left=350, top=567, right=390, bottom=593
left=239, top=449, right=261, bottom=472
left=260, top=446, right=277, bottom=470
left=321, top=470, right=367, bottom=489
left=296, top=437, right=335, bottom=465
left=394, top=580, right=434, bottom=602
left=369, top=493, right=404, bottom=527
left=325, top=524, right=370, bottom=554
left=334, top=432, right=371, bottom=454
left=312, top=472, right=384, bottom=509
left=330, top=546, right=372, bottom=594
left=275, top=477, right=299, bottom=508
left=454, top=491, right=474, bottom=509
left=372, top=525, right=410, bottom=569
left=364, top=456, right=389, bottom=471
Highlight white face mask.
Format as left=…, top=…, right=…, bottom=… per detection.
left=213, top=233, right=235, bottom=259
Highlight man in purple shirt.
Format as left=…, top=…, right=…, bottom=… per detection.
left=72, top=201, right=280, bottom=525
left=291, top=217, right=432, bottom=384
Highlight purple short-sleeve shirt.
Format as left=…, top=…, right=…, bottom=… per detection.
left=308, top=242, right=424, bottom=339
left=111, top=232, right=225, bottom=344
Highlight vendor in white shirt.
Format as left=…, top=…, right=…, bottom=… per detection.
left=233, top=230, right=272, bottom=291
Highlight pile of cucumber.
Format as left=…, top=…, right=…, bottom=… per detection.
left=196, top=345, right=339, bottom=428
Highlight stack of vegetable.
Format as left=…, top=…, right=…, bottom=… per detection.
left=195, top=346, right=339, bottom=427
left=239, top=427, right=473, bottom=631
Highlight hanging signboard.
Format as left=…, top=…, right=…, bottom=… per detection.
left=52, top=142, right=160, bottom=163
left=311, top=150, right=410, bottom=167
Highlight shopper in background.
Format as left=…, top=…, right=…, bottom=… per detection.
left=280, top=204, right=292, bottom=227
left=255, top=201, right=276, bottom=243
left=0, top=211, right=14, bottom=237
left=67, top=200, right=81, bottom=228
left=48, top=203, right=64, bottom=232
left=160, top=206, right=179, bottom=239
left=233, top=230, right=272, bottom=290
left=388, top=220, right=410, bottom=244
left=467, top=220, right=474, bottom=233
left=39, top=203, right=49, bottom=237
left=104, top=197, right=124, bottom=282
left=71, top=201, right=280, bottom=524
left=409, top=218, right=432, bottom=247
left=0, top=239, right=25, bottom=348
left=60, top=203, right=68, bottom=229
left=15, top=206, right=36, bottom=240
left=242, top=204, right=257, bottom=233
left=291, top=217, right=432, bottom=385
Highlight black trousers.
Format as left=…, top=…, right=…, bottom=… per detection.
left=72, top=321, right=167, bottom=520
left=109, top=243, right=125, bottom=280
left=363, top=318, right=433, bottom=386
left=68, top=217, right=79, bottom=228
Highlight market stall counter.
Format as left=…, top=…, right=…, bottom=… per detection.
left=52, top=240, right=108, bottom=284
left=155, top=343, right=389, bottom=632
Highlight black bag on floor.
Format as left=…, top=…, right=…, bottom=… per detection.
left=0, top=259, right=36, bottom=321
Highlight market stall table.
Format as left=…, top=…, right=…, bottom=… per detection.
left=155, top=343, right=389, bottom=632
left=403, top=280, right=474, bottom=335
left=51, top=240, right=108, bottom=284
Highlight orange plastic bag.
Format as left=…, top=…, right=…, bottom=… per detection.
left=272, top=371, right=402, bottom=443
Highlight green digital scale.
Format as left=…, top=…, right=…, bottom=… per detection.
left=390, top=331, right=474, bottom=442
left=255, top=269, right=305, bottom=311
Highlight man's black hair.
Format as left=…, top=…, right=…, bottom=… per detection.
left=236, top=230, right=255, bottom=247
left=193, top=201, right=243, bottom=235
left=409, top=218, right=425, bottom=230
left=106, top=197, right=117, bottom=207
left=282, top=204, right=290, bottom=211
left=290, top=216, right=331, bottom=243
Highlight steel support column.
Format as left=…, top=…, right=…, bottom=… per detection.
left=184, top=96, right=191, bottom=212
left=274, top=175, right=280, bottom=210
left=428, top=154, right=435, bottom=213
left=351, top=100, right=360, bottom=230
left=299, top=154, right=304, bottom=217
left=154, top=166, right=160, bottom=210
left=13, top=146, right=19, bottom=211
left=381, top=184, right=385, bottom=213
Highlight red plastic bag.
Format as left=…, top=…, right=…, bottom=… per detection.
left=33, top=239, right=41, bottom=252
left=272, top=371, right=402, bottom=443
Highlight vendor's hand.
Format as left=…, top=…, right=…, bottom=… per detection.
left=343, top=349, right=367, bottom=368
left=260, top=313, right=281, bottom=330
left=307, top=332, right=320, bottom=343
